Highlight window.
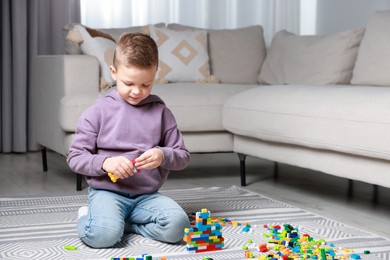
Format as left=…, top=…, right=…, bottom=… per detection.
left=80, top=0, right=317, bottom=45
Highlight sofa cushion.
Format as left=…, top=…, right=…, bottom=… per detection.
left=148, top=26, right=210, bottom=83
left=60, top=83, right=256, bottom=133
left=351, top=11, right=390, bottom=86
left=168, top=24, right=266, bottom=84
left=152, top=83, right=256, bottom=131
left=258, top=29, right=365, bottom=85
left=223, top=85, right=390, bottom=161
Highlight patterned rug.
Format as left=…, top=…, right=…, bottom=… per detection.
left=1, top=186, right=389, bottom=260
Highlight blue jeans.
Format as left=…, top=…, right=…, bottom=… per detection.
left=77, top=187, right=190, bottom=248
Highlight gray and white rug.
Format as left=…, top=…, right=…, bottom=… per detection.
left=1, top=186, right=389, bottom=260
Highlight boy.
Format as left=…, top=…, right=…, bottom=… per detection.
left=67, top=33, right=190, bottom=248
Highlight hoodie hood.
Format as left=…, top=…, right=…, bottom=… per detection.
left=105, top=90, right=165, bottom=107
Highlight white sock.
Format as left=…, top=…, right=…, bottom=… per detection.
left=78, top=206, right=89, bottom=220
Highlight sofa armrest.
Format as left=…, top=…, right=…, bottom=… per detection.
left=31, top=55, right=99, bottom=155
left=33, top=55, right=100, bottom=96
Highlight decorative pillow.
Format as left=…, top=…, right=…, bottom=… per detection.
left=148, top=25, right=210, bottom=83
left=72, top=25, right=116, bottom=91
left=63, top=23, right=83, bottom=54
left=258, top=28, right=365, bottom=85
left=351, top=11, right=390, bottom=86
left=168, top=24, right=266, bottom=84
left=64, top=23, right=115, bottom=55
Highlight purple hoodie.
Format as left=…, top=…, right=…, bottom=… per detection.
left=67, top=90, right=190, bottom=195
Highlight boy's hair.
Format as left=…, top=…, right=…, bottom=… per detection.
left=113, top=32, right=158, bottom=69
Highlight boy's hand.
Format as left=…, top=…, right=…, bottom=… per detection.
left=102, top=156, right=135, bottom=179
left=135, top=148, right=163, bottom=169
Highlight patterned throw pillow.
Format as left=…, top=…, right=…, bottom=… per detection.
left=148, top=25, right=211, bottom=83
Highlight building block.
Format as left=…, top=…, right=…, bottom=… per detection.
left=110, top=253, right=155, bottom=260
left=183, top=208, right=224, bottom=253
left=108, top=159, right=140, bottom=183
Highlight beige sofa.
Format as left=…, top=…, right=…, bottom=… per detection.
left=223, top=11, right=390, bottom=194
left=32, top=23, right=265, bottom=190
left=32, top=11, right=390, bottom=195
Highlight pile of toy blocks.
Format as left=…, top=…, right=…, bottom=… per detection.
left=110, top=254, right=160, bottom=260
left=183, top=208, right=224, bottom=253
left=256, top=224, right=361, bottom=259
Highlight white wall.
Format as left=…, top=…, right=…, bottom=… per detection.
left=315, top=0, right=390, bottom=34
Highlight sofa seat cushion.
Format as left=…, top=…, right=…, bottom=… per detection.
left=60, top=83, right=256, bottom=133
left=152, top=83, right=257, bottom=131
left=223, top=85, right=390, bottom=160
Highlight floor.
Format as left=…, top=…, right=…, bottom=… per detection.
left=1, top=151, right=389, bottom=239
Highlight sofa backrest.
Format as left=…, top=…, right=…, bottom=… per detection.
left=62, top=10, right=390, bottom=90
left=63, top=23, right=267, bottom=89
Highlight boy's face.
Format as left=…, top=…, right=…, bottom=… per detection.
left=110, top=64, right=157, bottom=106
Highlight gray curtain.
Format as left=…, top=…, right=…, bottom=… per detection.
left=1, top=0, right=80, bottom=153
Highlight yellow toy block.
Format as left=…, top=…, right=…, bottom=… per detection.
left=108, top=172, right=119, bottom=183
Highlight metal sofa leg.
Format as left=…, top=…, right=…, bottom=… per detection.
left=41, top=147, right=82, bottom=191
left=347, top=179, right=353, bottom=198
left=274, top=162, right=279, bottom=180
left=348, top=181, right=378, bottom=204
left=76, top=173, right=82, bottom=191
left=42, top=147, right=48, bottom=172
left=238, top=153, right=247, bottom=186
left=373, top=184, right=378, bottom=204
